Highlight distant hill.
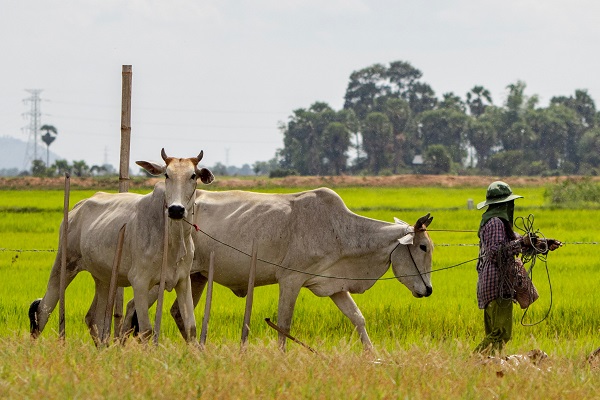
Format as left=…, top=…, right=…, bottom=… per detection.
left=0, top=136, right=61, bottom=172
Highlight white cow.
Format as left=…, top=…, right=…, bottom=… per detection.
left=124, top=188, right=433, bottom=350
left=29, top=149, right=214, bottom=344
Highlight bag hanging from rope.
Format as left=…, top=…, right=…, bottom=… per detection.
left=512, top=259, right=539, bottom=309
left=497, top=246, right=539, bottom=309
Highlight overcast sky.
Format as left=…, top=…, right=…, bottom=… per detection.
left=1, top=0, right=599, bottom=170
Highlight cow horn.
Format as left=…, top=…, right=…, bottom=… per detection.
left=196, top=150, right=204, bottom=162
left=415, top=213, right=432, bottom=229
left=161, top=148, right=168, bottom=162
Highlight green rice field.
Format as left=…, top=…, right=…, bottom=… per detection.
left=0, top=183, right=598, bottom=398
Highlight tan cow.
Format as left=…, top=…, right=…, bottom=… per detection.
left=29, top=149, right=214, bottom=344
left=124, top=187, right=433, bottom=350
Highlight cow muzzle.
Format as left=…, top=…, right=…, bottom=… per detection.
left=413, top=286, right=433, bottom=298
left=168, top=204, right=186, bottom=220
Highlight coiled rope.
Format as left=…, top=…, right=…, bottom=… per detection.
left=497, top=214, right=554, bottom=326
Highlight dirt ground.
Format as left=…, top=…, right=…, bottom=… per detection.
left=0, top=174, right=595, bottom=190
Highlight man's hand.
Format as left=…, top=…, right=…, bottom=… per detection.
left=532, top=238, right=562, bottom=254
left=522, top=234, right=537, bottom=248
left=546, top=239, right=562, bottom=251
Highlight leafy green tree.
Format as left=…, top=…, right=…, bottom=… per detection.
left=466, top=116, right=497, bottom=169
left=424, top=144, right=452, bottom=174
left=52, top=159, right=71, bottom=176
left=253, top=161, right=269, bottom=175
left=211, top=162, right=228, bottom=176
left=550, top=104, right=584, bottom=169
left=381, top=97, right=412, bottom=173
left=280, top=104, right=326, bottom=175
left=72, top=160, right=90, bottom=177
left=362, top=112, right=393, bottom=175
left=504, top=81, right=537, bottom=124
left=488, top=150, right=525, bottom=176
left=40, top=124, right=58, bottom=166
left=90, top=165, right=108, bottom=176
left=524, top=104, right=580, bottom=170
left=496, top=81, right=538, bottom=151
left=578, top=128, right=600, bottom=170
left=439, top=92, right=466, bottom=112
left=405, top=82, right=437, bottom=114
left=337, top=109, right=361, bottom=167
left=322, top=122, right=351, bottom=175
left=280, top=102, right=353, bottom=175
left=31, top=159, right=51, bottom=177
left=386, top=60, right=422, bottom=95
left=344, top=60, right=435, bottom=118
left=497, top=119, right=535, bottom=151
left=343, top=64, right=390, bottom=120
left=418, top=108, right=468, bottom=163
left=551, top=89, right=596, bottom=128
left=466, top=86, right=492, bottom=117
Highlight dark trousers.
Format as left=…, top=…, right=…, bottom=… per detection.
left=474, top=298, right=513, bottom=355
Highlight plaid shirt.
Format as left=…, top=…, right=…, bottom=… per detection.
left=476, top=217, right=523, bottom=309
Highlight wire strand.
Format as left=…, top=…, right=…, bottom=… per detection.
left=190, top=223, right=480, bottom=280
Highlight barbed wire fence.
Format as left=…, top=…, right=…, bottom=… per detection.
left=2, top=240, right=598, bottom=254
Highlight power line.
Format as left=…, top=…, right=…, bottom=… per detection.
left=48, top=99, right=289, bottom=115
left=46, top=113, right=279, bottom=130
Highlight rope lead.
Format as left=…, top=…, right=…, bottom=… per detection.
left=183, top=218, right=480, bottom=281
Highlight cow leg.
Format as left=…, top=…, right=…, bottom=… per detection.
left=171, top=273, right=207, bottom=339
left=131, top=282, right=152, bottom=341
left=121, top=285, right=160, bottom=338
left=84, top=291, right=98, bottom=334
left=30, top=252, right=79, bottom=338
left=88, top=278, right=111, bottom=346
left=174, top=275, right=197, bottom=344
left=276, top=282, right=302, bottom=351
left=330, top=291, right=373, bottom=350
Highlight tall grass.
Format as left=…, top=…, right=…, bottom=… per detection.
left=0, top=185, right=598, bottom=398
left=1, top=337, right=598, bottom=399
left=544, top=177, right=600, bottom=208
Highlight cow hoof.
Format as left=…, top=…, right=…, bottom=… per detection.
left=28, top=298, right=42, bottom=338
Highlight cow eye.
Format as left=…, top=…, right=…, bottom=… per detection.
left=165, top=173, right=169, bottom=179
left=419, top=244, right=427, bottom=252
left=191, top=173, right=197, bottom=180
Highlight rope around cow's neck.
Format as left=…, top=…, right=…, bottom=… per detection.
left=182, top=218, right=479, bottom=281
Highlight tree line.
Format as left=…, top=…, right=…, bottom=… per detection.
left=30, top=159, right=116, bottom=177
left=275, top=60, right=600, bottom=176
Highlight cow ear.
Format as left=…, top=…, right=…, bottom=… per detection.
left=398, top=226, right=414, bottom=245
left=136, top=160, right=165, bottom=176
left=394, top=217, right=408, bottom=225
left=197, top=167, right=214, bottom=184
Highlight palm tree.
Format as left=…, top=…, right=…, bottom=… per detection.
left=40, top=125, right=58, bottom=166
left=466, top=86, right=492, bottom=117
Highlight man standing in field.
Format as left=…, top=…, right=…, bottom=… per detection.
left=474, top=181, right=560, bottom=354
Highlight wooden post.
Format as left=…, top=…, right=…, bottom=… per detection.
left=101, top=224, right=126, bottom=345
left=119, top=65, right=132, bottom=193
left=114, top=64, right=132, bottom=337
left=153, top=207, right=169, bottom=345
left=241, top=240, right=258, bottom=348
left=200, top=251, right=215, bottom=349
left=58, top=172, right=70, bottom=340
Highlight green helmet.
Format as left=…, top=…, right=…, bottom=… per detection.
left=477, top=181, right=523, bottom=210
